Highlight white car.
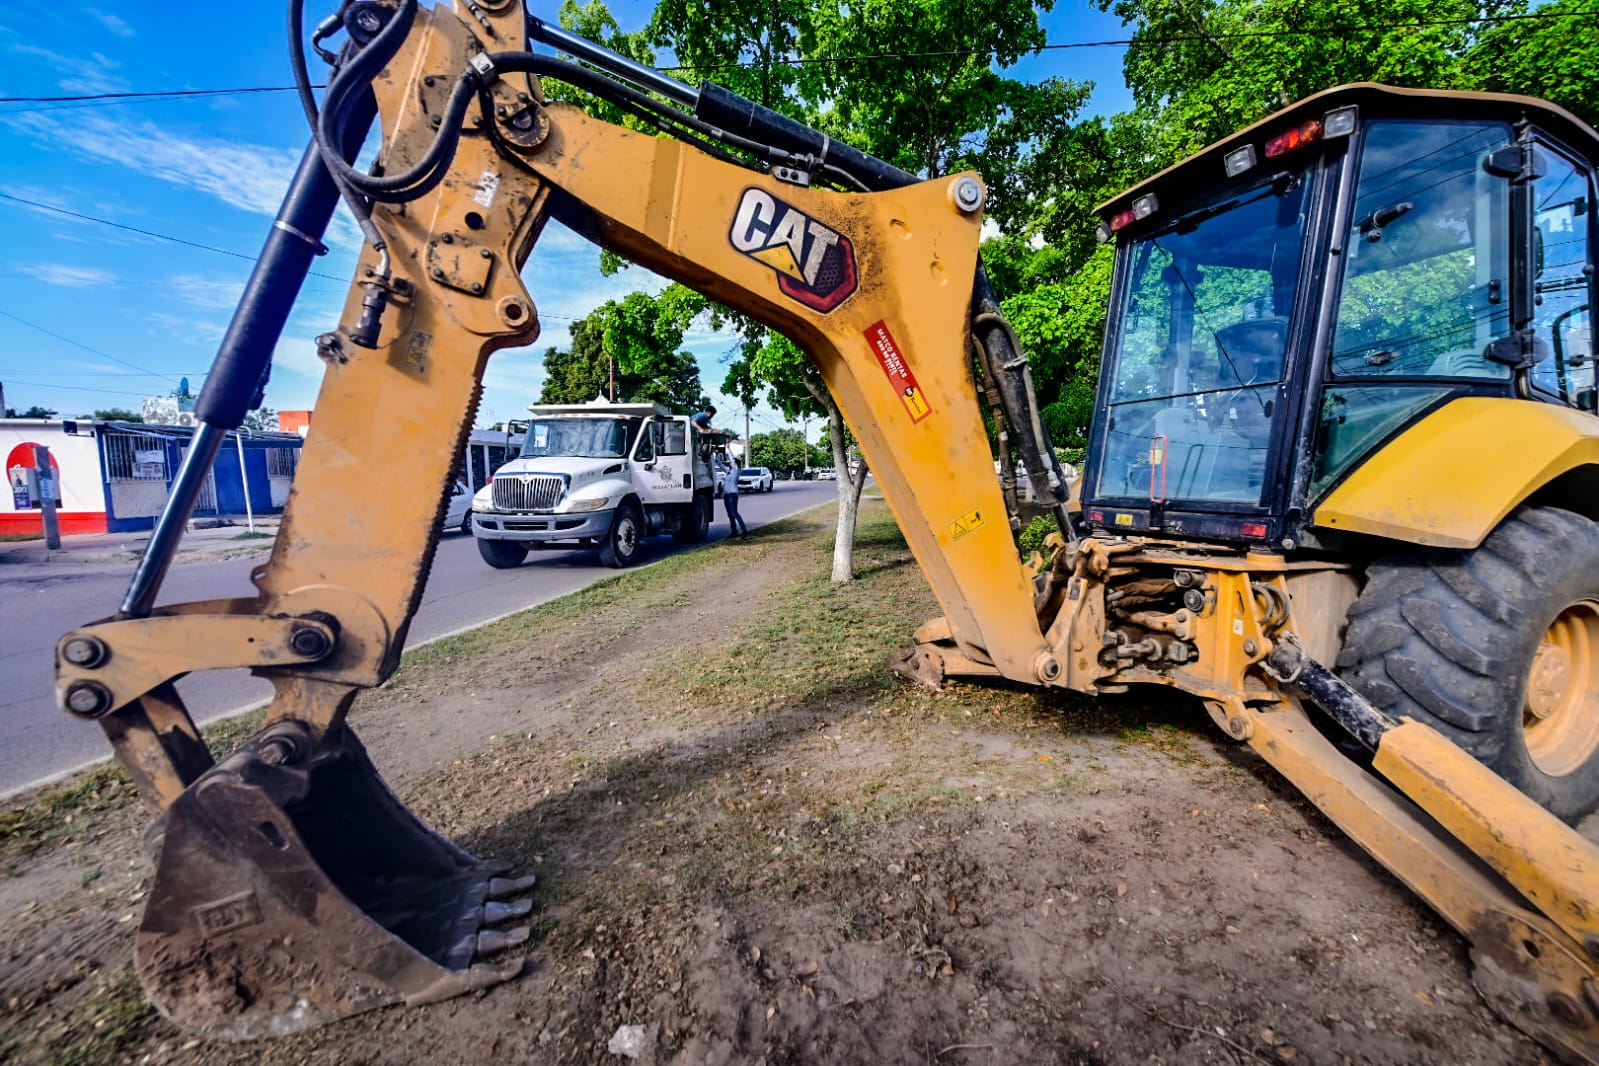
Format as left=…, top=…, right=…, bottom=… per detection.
left=444, top=479, right=472, bottom=534
left=737, top=466, right=774, bottom=493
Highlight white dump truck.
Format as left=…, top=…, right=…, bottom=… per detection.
left=471, top=397, right=719, bottom=568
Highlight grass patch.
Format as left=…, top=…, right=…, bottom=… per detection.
left=10, top=966, right=156, bottom=1066
left=0, top=766, right=135, bottom=862
left=0, top=531, right=44, bottom=542
left=229, top=530, right=275, bottom=541
left=0, top=709, right=268, bottom=864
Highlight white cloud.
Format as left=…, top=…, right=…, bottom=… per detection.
left=146, top=311, right=225, bottom=345
left=167, top=274, right=245, bottom=311
left=88, top=9, right=134, bottom=37
left=19, top=263, right=115, bottom=287
left=6, top=112, right=303, bottom=218
left=10, top=42, right=126, bottom=95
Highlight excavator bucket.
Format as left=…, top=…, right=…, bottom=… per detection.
left=134, top=721, right=532, bottom=1039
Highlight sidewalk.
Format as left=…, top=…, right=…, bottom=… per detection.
left=0, top=516, right=281, bottom=568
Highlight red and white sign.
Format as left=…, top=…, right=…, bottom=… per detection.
left=864, top=320, right=931, bottom=424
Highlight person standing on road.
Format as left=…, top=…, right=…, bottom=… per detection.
left=720, top=461, right=748, bottom=538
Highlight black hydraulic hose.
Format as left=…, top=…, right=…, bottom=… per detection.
left=323, top=72, right=477, bottom=200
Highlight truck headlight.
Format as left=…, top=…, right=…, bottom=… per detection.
left=565, top=497, right=609, bottom=512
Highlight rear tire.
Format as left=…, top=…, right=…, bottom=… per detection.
left=1336, top=506, right=1599, bottom=824
left=598, top=501, right=643, bottom=568
left=459, top=511, right=473, bottom=536
left=674, top=492, right=711, bottom=544
left=476, top=536, right=528, bottom=569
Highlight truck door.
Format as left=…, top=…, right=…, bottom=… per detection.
left=633, top=417, right=693, bottom=505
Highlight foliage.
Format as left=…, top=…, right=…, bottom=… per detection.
left=996, top=243, right=1114, bottom=449
left=1018, top=514, right=1056, bottom=555
left=749, top=427, right=811, bottom=471
left=7, top=405, right=57, bottom=419
left=243, top=407, right=278, bottom=432
left=1462, top=0, right=1599, bottom=127
left=92, top=407, right=143, bottom=422
left=541, top=286, right=707, bottom=410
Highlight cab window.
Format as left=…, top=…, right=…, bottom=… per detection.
left=1528, top=144, right=1596, bottom=411
left=1329, top=119, right=1513, bottom=380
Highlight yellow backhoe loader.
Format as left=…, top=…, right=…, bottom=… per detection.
left=53, top=0, right=1599, bottom=1057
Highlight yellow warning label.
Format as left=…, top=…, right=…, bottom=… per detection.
left=948, top=507, right=984, bottom=542
left=1114, top=512, right=1134, bottom=526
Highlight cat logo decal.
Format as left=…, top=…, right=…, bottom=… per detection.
left=729, top=187, right=858, bottom=312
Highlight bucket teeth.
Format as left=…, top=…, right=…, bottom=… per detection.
left=488, top=875, right=537, bottom=897
left=484, top=898, right=534, bottom=924
left=477, top=926, right=532, bottom=954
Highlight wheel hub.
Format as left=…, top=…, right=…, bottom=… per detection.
left=1522, top=600, right=1599, bottom=777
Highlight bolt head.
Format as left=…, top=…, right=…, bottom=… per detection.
left=951, top=176, right=985, bottom=213
left=62, top=636, right=107, bottom=668
left=471, top=282, right=485, bottom=294
left=289, top=626, right=332, bottom=659
left=64, top=681, right=112, bottom=718
left=1243, top=639, right=1259, bottom=657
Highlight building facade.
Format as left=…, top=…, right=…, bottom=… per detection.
left=1, top=419, right=304, bottom=535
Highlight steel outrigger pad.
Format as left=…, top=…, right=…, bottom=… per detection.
left=134, top=720, right=533, bottom=1039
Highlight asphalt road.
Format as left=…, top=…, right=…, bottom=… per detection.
left=0, top=481, right=839, bottom=796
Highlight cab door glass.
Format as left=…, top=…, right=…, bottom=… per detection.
left=1330, top=120, right=1512, bottom=380
left=1528, top=146, right=1596, bottom=410
left=660, top=420, right=688, bottom=455
left=633, top=423, right=656, bottom=462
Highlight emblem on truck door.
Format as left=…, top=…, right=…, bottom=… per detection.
left=730, top=187, right=858, bottom=312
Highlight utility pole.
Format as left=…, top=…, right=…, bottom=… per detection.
left=0, top=380, right=6, bottom=417
left=744, top=405, right=751, bottom=466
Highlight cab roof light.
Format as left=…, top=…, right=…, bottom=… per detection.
left=1264, top=118, right=1322, bottom=159
left=1100, top=192, right=1161, bottom=239
left=1322, top=105, right=1358, bottom=138
left=1223, top=144, right=1258, bottom=178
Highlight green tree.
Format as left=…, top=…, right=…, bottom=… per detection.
left=540, top=287, right=706, bottom=410
left=1463, top=0, right=1599, bottom=128
left=749, top=427, right=810, bottom=471
left=93, top=407, right=144, bottom=422
left=1096, top=0, right=1512, bottom=166
left=8, top=405, right=57, bottom=419
left=243, top=407, right=278, bottom=432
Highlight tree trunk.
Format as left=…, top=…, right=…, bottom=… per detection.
left=806, top=377, right=864, bottom=583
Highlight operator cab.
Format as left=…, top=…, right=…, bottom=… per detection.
left=1083, top=84, right=1599, bottom=548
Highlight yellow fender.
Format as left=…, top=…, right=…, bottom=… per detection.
left=1314, top=397, right=1599, bottom=548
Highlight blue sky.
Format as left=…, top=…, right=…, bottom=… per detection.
left=0, top=1, right=1131, bottom=437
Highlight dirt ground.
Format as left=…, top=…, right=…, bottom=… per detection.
left=0, top=501, right=1570, bottom=1065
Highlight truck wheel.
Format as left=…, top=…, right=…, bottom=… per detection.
left=675, top=492, right=711, bottom=544
left=477, top=536, right=528, bottom=569
left=1335, top=506, right=1599, bottom=824
left=598, top=501, right=643, bottom=568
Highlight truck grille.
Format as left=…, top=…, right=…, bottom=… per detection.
left=492, top=474, right=565, bottom=511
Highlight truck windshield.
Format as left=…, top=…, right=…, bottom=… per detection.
left=519, top=418, right=636, bottom=459
left=1094, top=169, right=1310, bottom=507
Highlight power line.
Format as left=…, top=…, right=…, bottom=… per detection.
left=0, top=307, right=181, bottom=384
left=0, top=192, right=582, bottom=320
left=0, top=85, right=316, bottom=105
left=0, top=192, right=351, bottom=283
left=0, top=378, right=157, bottom=399
left=0, top=8, right=1585, bottom=106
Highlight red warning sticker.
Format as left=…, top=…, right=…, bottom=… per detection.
left=864, top=320, right=931, bottom=423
